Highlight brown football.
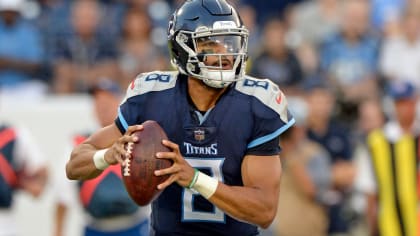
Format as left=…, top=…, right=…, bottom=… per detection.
left=122, top=120, right=172, bottom=206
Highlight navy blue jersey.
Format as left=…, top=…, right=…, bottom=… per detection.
left=115, top=71, right=295, bottom=236
left=73, top=135, right=138, bottom=219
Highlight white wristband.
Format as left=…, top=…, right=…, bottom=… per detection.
left=93, top=149, right=109, bottom=170
left=191, top=171, right=219, bottom=199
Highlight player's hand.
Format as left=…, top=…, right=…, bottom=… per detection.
left=17, top=166, right=48, bottom=198
left=104, top=125, right=143, bottom=165
left=154, top=139, right=195, bottom=190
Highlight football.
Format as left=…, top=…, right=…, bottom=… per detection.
left=122, top=120, right=172, bottom=206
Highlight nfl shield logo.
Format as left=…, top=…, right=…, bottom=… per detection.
left=194, top=129, right=205, bottom=141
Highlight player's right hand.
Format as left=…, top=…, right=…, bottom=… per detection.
left=104, top=125, right=143, bottom=165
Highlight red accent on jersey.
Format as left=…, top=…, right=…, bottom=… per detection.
left=130, top=80, right=135, bottom=90
left=0, top=128, right=16, bottom=148
left=0, top=128, right=18, bottom=187
left=79, top=164, right=122, bottom=207
left=0, top=153, right=17, bottom=187
left=275, top=93, right=282, bottom=104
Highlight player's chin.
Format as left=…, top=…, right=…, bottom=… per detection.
left=201, top=80, right=226, bottom=91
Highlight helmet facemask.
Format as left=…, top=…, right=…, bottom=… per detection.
left=175, top=25, right=249, bottom=88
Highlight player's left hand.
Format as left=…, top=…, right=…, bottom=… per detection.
left=154, top=139, right=195, bottom=190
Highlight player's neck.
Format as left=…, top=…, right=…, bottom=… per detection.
left=187, top=77, right=227, bottom=112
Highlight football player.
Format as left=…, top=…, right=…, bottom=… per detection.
left=54, top=79, right=149, bottom=236
left=66, top=0, right=295, bottom=235
left=0, top=125, right=47, bottom=235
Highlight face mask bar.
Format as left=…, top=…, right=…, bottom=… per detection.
left=176, top=28, right=249, bottom=88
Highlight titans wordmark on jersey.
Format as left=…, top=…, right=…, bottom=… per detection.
left=116, top=71, right=295, bottom=236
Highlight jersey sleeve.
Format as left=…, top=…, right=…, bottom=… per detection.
left=247, top=103, right=294, bottom=149
left=115, top=104, right=133, bottom=134
left=246, top=135, right=281, bottom=156
left=115, top=71, right=178, bottom=134
left=237, top=78, right=295, bottom=150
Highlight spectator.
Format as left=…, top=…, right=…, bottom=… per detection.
left=379, top=7, right=420, bottom=91
left=240, top=0, right=304, bottom=25
left=249, top=17, right=303, bottom=96
left=53, top=78, right=150, bottom=236
left=0, top=123, right=48, bottom=235
left=29, top=0, right=70, bottom=85
left=320, top=0, right=381, bottom=104
left=0, top=0, right=46, bottom=97
left=371, top=0, right=406, bottom=37
left=52, top=0, right=119, bottom=94
left=350, top=98, right=386, bottom=235
left=288, top=0, right=342, bottom=48
left=96, top=0, right=126, bottom=42
left=237, top=5, right=261, bottom=59
left=363, top=81, right=419, bottom=236
left=117, top=8, right=168, bottom=89
left=128, top=0, right=173, bottom=49
left=295, top=42, right=321, bottom=82
left=304, top=78, right=356, bottom=236
left=356, top=99, right=387, bottom=138
left=273, top=97, right=331, bottom=236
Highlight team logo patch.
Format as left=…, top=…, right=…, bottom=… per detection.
left=194, top=129, right=205, bottom=141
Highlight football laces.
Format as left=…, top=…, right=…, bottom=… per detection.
left=123, top=142, right=133, bottom=176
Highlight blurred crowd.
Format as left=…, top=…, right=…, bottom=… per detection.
left=1, top=0, right=420, bottom=235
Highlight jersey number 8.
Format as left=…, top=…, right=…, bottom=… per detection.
left=182, top=158, right=225, bottom=223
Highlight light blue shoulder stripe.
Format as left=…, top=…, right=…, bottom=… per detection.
left=247, top=118, right=296, bottom=149
left=118, top=107, right=129, bottom=132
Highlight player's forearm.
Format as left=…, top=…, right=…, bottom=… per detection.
left=209, top=184, right=279, bottom=228
left=66, top=143, right=102, bottom=180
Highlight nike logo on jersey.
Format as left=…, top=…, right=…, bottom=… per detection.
left=130, top=80, right=135, bottom=90
left=275, top=93, right=282, bottom=104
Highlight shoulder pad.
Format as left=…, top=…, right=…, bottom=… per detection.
left=235, top=76, right=289, bottom=122
left=121, top=71, right=178, bottom=103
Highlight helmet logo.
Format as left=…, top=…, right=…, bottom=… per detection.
left=213, top=21, right=236, bottom=29
left=196, top=26, right=209, bottom=32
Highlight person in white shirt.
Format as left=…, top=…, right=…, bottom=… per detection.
left=380, top=7, right=420, bottom=90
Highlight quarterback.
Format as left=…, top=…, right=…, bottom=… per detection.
left=66, top=0, right=295, bottom=235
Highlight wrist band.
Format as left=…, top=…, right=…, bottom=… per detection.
left=191, top=171, right=219, bottom=199
left=188, top=168, right=199, bottom=189
left=93, top=149, right=109, bottom=170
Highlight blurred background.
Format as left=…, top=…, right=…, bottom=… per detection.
left=1, top=0, right=420, bottom=235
